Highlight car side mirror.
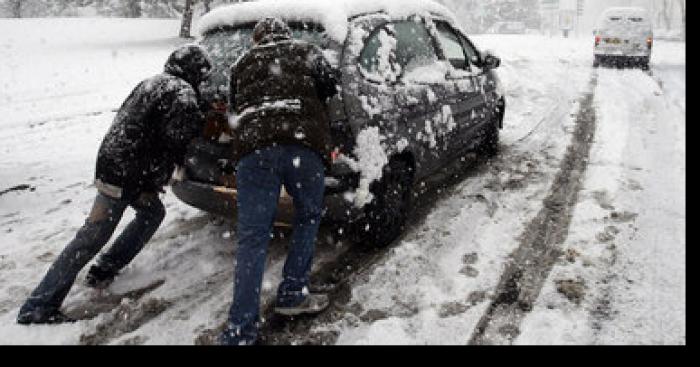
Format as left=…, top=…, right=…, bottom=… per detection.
left=483, top=54, right=501, bottom=70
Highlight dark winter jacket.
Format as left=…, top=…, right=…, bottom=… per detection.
left=95, top=45, right=212, bottom=201
left=228, top=30, right=340, bottom=167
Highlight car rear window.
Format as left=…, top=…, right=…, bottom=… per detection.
left=199, top=23, right=327, bottom=101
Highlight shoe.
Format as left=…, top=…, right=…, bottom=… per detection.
left=17, top=309, right=76, bottom=325
left=218, top=326, right=258, bottom=346
left=274, top=293, right=329, bottom=316
left=85, top=265, right=116, bottom=290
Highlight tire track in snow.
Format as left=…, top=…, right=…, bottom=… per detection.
left=469, top=73, right=599, bottom=345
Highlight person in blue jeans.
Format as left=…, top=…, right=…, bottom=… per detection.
left=220, top=18, right=340, bottom=345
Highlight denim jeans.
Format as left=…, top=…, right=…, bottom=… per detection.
left=18, top=191, right=165, bottom=319
left=221, top=145, right=325, bottom=345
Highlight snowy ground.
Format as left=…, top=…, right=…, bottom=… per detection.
left=0, top=19, right=685, bottom=345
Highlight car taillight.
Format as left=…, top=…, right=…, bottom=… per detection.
left=330, top=148, right=340, bottom=163
left=647, top=37, right=653, bottom=49
left=202, top=101, right=232, bottom=141
left=595, top=35, right=601, bottom=46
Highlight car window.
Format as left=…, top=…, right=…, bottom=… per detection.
left=435, top=21, right=467, bottom=70
left=359, top=20, right=437, bottom=82
left=200, top=23, right=327, bottom=101
left=359, top=26, right=400, bottom=82
left=458, top=33, right=480, bottom=67
left=393, top=21, right=438, bottom=72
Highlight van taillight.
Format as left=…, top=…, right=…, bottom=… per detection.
left=595, top=35, right=601, bottom=46
left=647, top=37, right=653, bottom=49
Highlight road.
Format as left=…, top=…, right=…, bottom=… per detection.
left=0, top=20, right=685, bottom=345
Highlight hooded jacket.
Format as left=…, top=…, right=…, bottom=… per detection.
left=95, top=45, right=212, bottom=201
left=229, top=18, right=340, bottom=167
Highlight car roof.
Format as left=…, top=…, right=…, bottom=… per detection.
left=196, top=0, right=457, bottom=43
left=602, top=7, right=649, bottom=18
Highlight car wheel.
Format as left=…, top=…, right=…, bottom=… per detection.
left=641, top=57, right=650, bottom=71
left=350, top=159, right=414, bottom=248
left=593, top=56, right=600, bottom=68
left=479, top=121, right=500, bottom=158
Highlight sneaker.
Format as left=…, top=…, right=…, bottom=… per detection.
left=218, top=325, right=258, bottom=346
left=17, top=309, right=76, bottom=325
left=85, top=265, right=116, bottom=290
left=274, top=293, right=329, bottom=316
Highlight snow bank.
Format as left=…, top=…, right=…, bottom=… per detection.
left=196, top=0, right=456, bottom=43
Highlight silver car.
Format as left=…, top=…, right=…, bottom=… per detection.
left=593, top=7, right=653, bottom=69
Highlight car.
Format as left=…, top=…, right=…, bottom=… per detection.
left=486, top=21, right=527, bottom=35
left=593, top=7, right=653, bottom=69
left=172, top=0, right=506, bottom=247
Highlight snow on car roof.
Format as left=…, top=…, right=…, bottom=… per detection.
left=196, top=0, right=456, bottom=43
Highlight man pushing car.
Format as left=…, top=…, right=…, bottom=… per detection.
left=17, top=44, right=212, bottom=325
left=219, top=17, right=340, bottom=346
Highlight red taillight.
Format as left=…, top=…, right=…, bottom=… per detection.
left=595, top=35, right=601, bottom=46
left=212, top=101, right=228, bottom=113
left=202, top=101, right=231, bottom=140
left=330, top=149, right=340, bottom=162
left=647, top=37, right=653, bottom=49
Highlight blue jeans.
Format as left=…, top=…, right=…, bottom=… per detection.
left=221, top=145, right=325, bottom=345
left=18, top=192, right=165, bottom=320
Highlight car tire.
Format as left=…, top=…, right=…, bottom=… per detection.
left=641, top=57, right=650, bottom=71
left=593, top=56, right=601, bottom=68
left=479, top=121, right=500, bottom=158
left=350, top=159, right=414, bottom=248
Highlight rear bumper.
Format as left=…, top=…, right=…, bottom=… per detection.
left=594, top=46, right=650, bottom=58
left=171, top=178, right=359, bottom=224
left=594, top=51, right=650, bottom=58
left=594, top=54, right=650, bottom=65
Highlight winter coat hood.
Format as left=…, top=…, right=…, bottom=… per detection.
left=164, top=44, right=213, bottom=88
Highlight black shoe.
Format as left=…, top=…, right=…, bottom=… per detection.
left=17, top=309, right=76, bottom=325
left=85, top=265, right=116, bottom=290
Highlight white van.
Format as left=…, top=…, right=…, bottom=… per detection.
left=593, top=7, right=653, bottom=69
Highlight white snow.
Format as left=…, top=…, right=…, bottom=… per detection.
left=403, top=61, right=452, bottom=84
left=516, top=41, right=686, bottom=345
left=0, top=17, right=685, bottom=345
left=229, top=99, right=303, bottom=131
left=339, top=126, right=389, bottom=208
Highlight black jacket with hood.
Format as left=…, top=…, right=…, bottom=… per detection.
left=229, top=18, right=340, bottom=167
left=95, top=45, right=212, bottom=201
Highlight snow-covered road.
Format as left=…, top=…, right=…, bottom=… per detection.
left=0, top=19, right=685, bottom=345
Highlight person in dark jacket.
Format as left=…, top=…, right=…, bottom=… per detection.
left=17, top=44, right=212, bottom=325
left=219, top=18, right=339, bottom=346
